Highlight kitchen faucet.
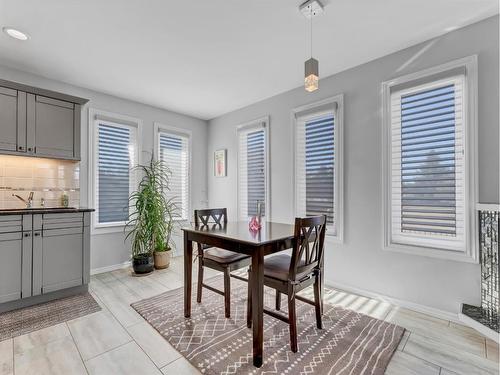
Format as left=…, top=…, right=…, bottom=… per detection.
left=12, top=191, right=34, bottom=208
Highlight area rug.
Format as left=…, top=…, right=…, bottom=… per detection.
left=131, top=276, right=404, bottom=374
left=0, top=292, right=101, bottom=341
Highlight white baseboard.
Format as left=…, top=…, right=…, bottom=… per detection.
left=90, top=253, right=183, bottom=275
left=324, top=279, right=460, bottom=323
left=90, top=261, right=131, bottom=275
left=92, top=262, right=497, bottom=340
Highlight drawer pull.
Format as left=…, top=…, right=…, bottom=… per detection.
left=23, top=232, right=31, bottom=237
left=34, top=232, right=41, bottom=237
left=18, top=146, right=24, bottom=151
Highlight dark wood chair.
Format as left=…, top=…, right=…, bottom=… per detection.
left=247, top=215, right=327, bottom=352
left=194, top=208, right=251, bottom=318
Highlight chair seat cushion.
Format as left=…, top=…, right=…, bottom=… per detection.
left=264, top=254, right=310, bottom=281
left=204, top=247, right=250, bottom=264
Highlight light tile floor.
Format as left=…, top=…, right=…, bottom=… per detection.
left=0, top=256, right=498, bottom=375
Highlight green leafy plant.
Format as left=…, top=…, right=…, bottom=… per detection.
left=125, top=157, right=178, bottom=259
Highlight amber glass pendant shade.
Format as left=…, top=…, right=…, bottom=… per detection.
left=305, top=57, right=319, bottom=92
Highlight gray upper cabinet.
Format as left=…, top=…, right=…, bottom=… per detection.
left=0, top=79, right=87, bottom=160
left=27, top=94, right=79, bottom=159
left=0, top=87, right=26, bottom=153
left=0, top=87, right=18, bottom=151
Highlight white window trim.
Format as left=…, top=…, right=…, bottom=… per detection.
left=291, top=94, right=344, bottom=242
left=153, top=122, right=192, bottom=222
left=381, top=55, right=478, bottom=263
left=236, top=116, right=271, bottom=221
left=88, top=108, right=143, bottom=234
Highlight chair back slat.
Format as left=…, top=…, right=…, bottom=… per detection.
left=194, top=208, right=228, bottom=227
left=289, top=215, right=327, bottom=281
left=193, top=208, right=228, bottom=253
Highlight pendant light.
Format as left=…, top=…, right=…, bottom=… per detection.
left=300, top=0, right=323, bottom=92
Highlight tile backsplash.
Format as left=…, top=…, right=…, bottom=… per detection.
left=0, top=155, right=80, bottom=209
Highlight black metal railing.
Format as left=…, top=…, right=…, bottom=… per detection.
left=462, top=205, right=499, bottom=332
left=480, top=208, right=499, bottom=326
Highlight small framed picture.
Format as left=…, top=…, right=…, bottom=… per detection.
left=214, top=149, right=227, bottom=177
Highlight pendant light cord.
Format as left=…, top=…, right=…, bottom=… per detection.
left=310, top=6, right=313, bottom=58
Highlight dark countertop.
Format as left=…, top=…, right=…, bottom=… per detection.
left=0, top=207, right=95, bottom=215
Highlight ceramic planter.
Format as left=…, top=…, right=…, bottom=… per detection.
left=132, top=254, right=154, bottom=274
left=154, top=250, right=171, bottom=269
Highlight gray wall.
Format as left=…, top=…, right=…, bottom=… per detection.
left=0, top=64, right=208, bottom=271
left=208, top=16, right=499, bottom=314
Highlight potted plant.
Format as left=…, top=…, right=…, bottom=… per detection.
left=125, top=158, right=177, bottom=274
left=153, top=212, right=176, bottom=269
left=153, top=164, right=178, bottom=269
left=154, top=228, right=172, bottom=270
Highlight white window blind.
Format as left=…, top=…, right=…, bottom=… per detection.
left=390, top=75, right=466, bottom=251
left=158, top=131, right=190, bottom=221
left=295, top=110, right=337, bottom=234
left=238, top=121, right=267, bottom=219
left=96, top=122, right=137, bottom=225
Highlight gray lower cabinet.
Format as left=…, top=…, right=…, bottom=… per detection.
left=32, top=213, right=85, bottom=295
left=32, top=228, right=42, bottom=297
left=22, top=230, right=33, bottom=298
left=0, top=211, right=91, bottom=311
left=0, top=232, right=23, bottom=303
left=39, top=227, right=83, bottom=294
left=0, top=215, right=31, bottom=303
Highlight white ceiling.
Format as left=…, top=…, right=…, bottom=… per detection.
left=0, top=0, right=497, bottom=120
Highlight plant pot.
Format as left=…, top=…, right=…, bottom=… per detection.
left=154, top=250, right=171, bottom=269
left=132, top=254, right=154, bottom=274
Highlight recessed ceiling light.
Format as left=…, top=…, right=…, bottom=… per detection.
left=3, top=27, right=30, bottom=41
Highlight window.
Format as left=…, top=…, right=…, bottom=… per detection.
left=383, top=56, right=478, bottom=261
left=89, top=109, right=141, bottom=230
left=293, top=95, right=343, bottom=238
left=155, top=124, right=190, bottom=221
left=237, top=117, right=269, bottom=219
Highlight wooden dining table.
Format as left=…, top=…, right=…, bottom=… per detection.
left=182, top=221, right=298, bottom=367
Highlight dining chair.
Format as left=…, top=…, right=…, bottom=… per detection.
left=194, top=208, right=251, bottom=318
left=247, top=215, right=327, bottom=352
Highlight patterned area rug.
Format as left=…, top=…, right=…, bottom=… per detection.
left=0, top=292, right=101, bottom=341
left=132, top=276, right=404, bottom=375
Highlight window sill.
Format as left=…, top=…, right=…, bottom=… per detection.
left=172, top=217, right=189, bottom=222
left=92, top=222, right=128, bottom=235
left=383, top=242, right=478, bottom=264
left=325, top=233, right=343, bottom=244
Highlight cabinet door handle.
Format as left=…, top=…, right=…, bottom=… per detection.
left=18, top=146, right=24, bottom=151
left=34, top=232, right=41, bottom=237
left=28, top=147, right=33, bottom=152
left=23, top=232, right=31, bottom=237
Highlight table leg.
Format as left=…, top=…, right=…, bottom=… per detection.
left=184, top=232, right=192, bottom=318
left=251, top=247, right=264, bottom=367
